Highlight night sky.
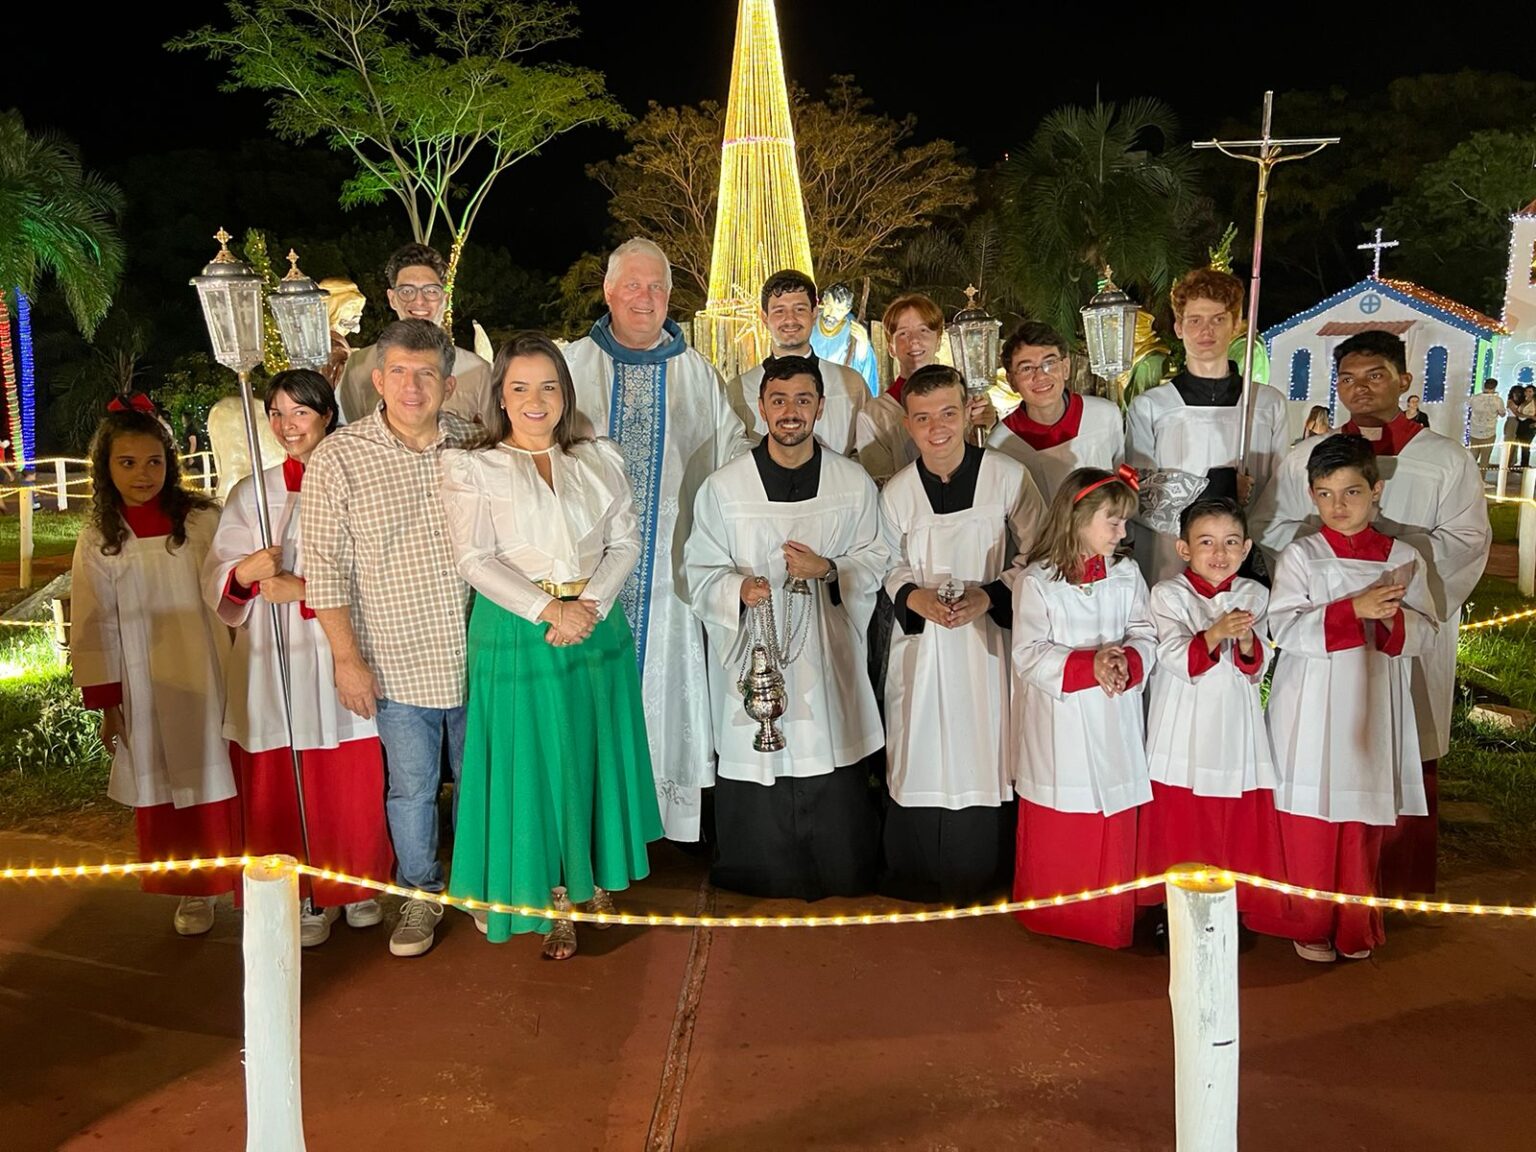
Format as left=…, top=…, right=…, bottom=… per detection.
left=5, top=2, right=1535, bottom=279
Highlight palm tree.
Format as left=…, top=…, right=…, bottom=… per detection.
left=997, top=97, right=1202, bottom=343
left=0, top=109, right=125, bottom=461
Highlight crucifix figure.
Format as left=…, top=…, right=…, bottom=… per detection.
left=1358, top=227, right=1399, bottom=279
left=1194, top=92, right=1340, bottom=470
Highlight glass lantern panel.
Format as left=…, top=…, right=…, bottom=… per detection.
left=231, top=282, right=265, bottom=362
left=198, top=290, right=239, bottom=363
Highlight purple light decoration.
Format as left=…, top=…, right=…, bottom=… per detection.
left=14, top=289, right=35, bottom=462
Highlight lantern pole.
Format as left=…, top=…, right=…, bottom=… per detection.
left=1193, top=92, right=1338, bottom=475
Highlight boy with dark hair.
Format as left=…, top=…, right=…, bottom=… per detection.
left=1263, top=434, right=1436, bottom=961
left=1250, top=329, right=1491, bottom=896
left=1126, top=267, right=1290, bottom=585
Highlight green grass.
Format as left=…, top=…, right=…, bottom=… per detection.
left=1487, top=502, right=1519, bottom=546
left=0, top=510, right=86, bottom=561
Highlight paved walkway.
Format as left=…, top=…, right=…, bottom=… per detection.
left=3, top=832, right=1536, bottom=1150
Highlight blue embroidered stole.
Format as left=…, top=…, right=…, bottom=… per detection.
left=608, top=359, right=667, bottom=673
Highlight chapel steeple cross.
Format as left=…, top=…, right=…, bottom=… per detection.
left=1358, top=227, right=1399, bottom=279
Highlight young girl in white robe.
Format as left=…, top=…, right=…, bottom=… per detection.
left=71, top=405, right=238, bottom=936
left=1265, top=435, right=1435, bottom=962
left=1138, top=497, right=1283, bottom=923
left=1011, top=465, right=1156, bottom=948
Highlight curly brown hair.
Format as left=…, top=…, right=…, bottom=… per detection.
left=88, top=411, right=218, bottom=555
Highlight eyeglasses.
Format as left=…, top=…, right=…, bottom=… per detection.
left=392, top=284, right=445, bottom=303
left=1010, top=356, right=1063, bottom=380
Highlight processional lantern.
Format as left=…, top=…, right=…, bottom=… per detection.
left=947, top=284, right=1001, bottom=401
left=190, top=228, right=266, bottom=373
left=268, top=249, right=332, bottom=370
left=1079, top=266, right=1140, bottom=379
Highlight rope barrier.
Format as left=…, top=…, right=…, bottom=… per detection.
left=4, top=856, right=1535, bottom=927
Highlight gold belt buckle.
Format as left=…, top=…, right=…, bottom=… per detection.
left=537, top=578, right=589, bottom=600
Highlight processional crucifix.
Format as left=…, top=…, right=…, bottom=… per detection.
left=1194, top=92, right=1339, bottom=471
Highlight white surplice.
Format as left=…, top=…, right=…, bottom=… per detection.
left=202, top=465, right=376, bottom=753
left=726, top=356, right=867, bottom=456
left=1125, top=381, right=1289, bottom=584
left=1249, top=427, right=1489, bottom=758
left=880, top=450, right=1037, bottom=808
left=1266, top=533, right=1436, bottom=825
left=987, top=394, right=1125, bottom=501
left=1145, top=574, right=1276, bottom=796
left=71, top=508, right=235, bottom=809
left=684, top=450, right=888, bottom=784
left=1011, top=558, right=1157, bottom=816
left=564, top=332, right=753, bottom=840
left=854, top=392, right=918, bottom=483
left=438, top=439, right=639, bottom=618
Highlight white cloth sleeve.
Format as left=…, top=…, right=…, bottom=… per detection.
left=1122, top=569, right=1157, bottom=694
left=829, top=472, right=889, bottom=638
left=682, top=476, right=748, bottom=664
left=879, top=486, right=919, bottom=601
left=439, top=450, right=555, bottom=624
left=582, top=440, right=642, bottom=619
left=201, top=476, right=260, bottom=628
left=1011, top=574, right=1073, bottom=700
left=1004, top=466, right=1046, bottom=586
left=1265, top=544, right=1336, bottom=659
left=69, top=534, right=121, bottom=692
left=1124, top=394, right=1156, bottom=471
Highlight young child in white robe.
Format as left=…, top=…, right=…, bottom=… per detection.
left=1138, top=497, right=1283, bottom=925
left=1265, top=435, right=1435, bottom=962
left=1011, top=465, right=1156, bottom=949
left=70, top=406, right=238, bottom=937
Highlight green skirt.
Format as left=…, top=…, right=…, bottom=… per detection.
left=450, top=595, right=662, bottom=942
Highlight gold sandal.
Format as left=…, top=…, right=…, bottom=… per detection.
left=587, top=885, right=616, bottom=929
left=541, top=886, right=577, bottom=960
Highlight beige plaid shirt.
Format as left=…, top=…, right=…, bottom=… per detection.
left=301, top=406, right=478, bottom=709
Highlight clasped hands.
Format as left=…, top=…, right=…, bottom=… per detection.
left=1205, top=608, right=1257, bottom=656
left=234, top=545, right=305, bottom=604
left=1093, top=645, right=1131, bottom=697
left=738, top=541, right=832, bottom=606
left=1352, top=583, right=1405, bottom=622
left=540, top=597, right=600, bottom=647
left=907, top=584, right=990, bottom=629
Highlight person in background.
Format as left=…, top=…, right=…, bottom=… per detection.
left=1295, top=405, right=1332, bottom=445
left=1403, top=394, right=1430, bottom=430
left=1466, top=377, right=1505, bottom=472
left=1513, top=385, right=1536, bottom=470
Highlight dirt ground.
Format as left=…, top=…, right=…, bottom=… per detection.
left=2, top=829, right=1535, bottom=1151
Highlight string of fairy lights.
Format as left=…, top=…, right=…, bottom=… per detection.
left=4, top=856, right=1536, bottom=927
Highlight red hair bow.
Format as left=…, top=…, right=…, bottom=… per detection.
left=1074, top=463, right=1141, bottom=503
left=107, top=393, right=157, bottom=416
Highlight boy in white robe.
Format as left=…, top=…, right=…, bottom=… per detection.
left=988, top=320, right=1124, bottom=501
left=879, top=365, right=1043, bottom=904
left=1250, top=328, right=1491, bottom=896
left=1266, top=435, right=1436, bottom=962
left=686, top=356, right=889, bottom=899
left=1125, top=267, right=1288, bottom=585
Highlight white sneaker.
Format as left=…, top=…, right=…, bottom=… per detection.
left=300, top=905, right=340, bottom=948
left=1339, top=947, right=1372, bottom=960
left=389, top=898, right=443, bottom=957
left=1293, top=939, right=1337, bottom=963
left=173, top=896, right=216, bottom=937
left=344, top=899, right=384, bottom=928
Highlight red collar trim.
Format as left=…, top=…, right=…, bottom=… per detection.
left=122, top=503, right=173, bottom=538
left=1075, top=554, right=1108, bottom=584
left=282, top=455, right=306, bottom=493
left=1320, top=523, right=1393, bottom=561
left=1003, top=390, right=1084, bottom=450
left=1341, top=412, right=1423, bottom=457
left=1182, top=568, right=1238, bottom=599
left=888, top=376, right=907, bottom=405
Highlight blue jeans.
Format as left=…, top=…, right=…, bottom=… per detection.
left=375, top=698, right=467, bottom=893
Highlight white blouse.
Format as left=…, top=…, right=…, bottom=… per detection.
left=439, top=438, right=641, bottom=624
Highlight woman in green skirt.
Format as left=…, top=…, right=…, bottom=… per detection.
left=441, top=331, right=662, bottom=959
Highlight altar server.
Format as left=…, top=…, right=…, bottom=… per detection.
left=1137, top=497, right=1281, bottom=913
left=988, top=321, right=1124, bottom=500
left=72, top=406, right=239, bottom=936
left=1011, top=466, right=1156, bottom=948
left=880, top=365, right=1042, bottom=903
left=1250, top=329, right=1490, bottom=895
left=1264, top=434, right=1435, bottom=961
left=203, top=369, right=394, bottom=948
left=685, top=355, right=888, bottom=899
left=1126, top=268, right=1288, bottom=584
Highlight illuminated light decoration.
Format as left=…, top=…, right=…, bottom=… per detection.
left=1460, top=605, right=1536, bottom=631
left=9, top=859, right=1536, bottom=925
left=14, top=289, right=35, bottom=462
left=693, top=0, right=814, bottom=381
left=0, top=289, right=16, bottom=464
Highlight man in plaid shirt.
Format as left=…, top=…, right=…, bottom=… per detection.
left=303, top=318, right=477, bottom=957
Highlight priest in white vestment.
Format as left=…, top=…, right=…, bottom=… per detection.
left=724, top=269, right=868, bottom=456
left=1249, top=329, right=1491, bottom=896
left=685, top=355, right=888, bottom=898
left=564, top=238, right=753, bottom=841
left=988, top=320, right=1125, bottom=500
left=1125, top=269, right=1288, bottom=585
left=880, top=366, right=1042, bottom=903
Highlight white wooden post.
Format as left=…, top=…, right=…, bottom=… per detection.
left=243, top=855, right=307, bottom=1152
left=1167, top=865, right=1239, bottom=1152
left=54, top=458, right=68, bottom=511
left=1518, top=466, right=1534, bottom=598
left=18, top=489, right=33, bottom=589
left=201, top=452, right=214, bottom=495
